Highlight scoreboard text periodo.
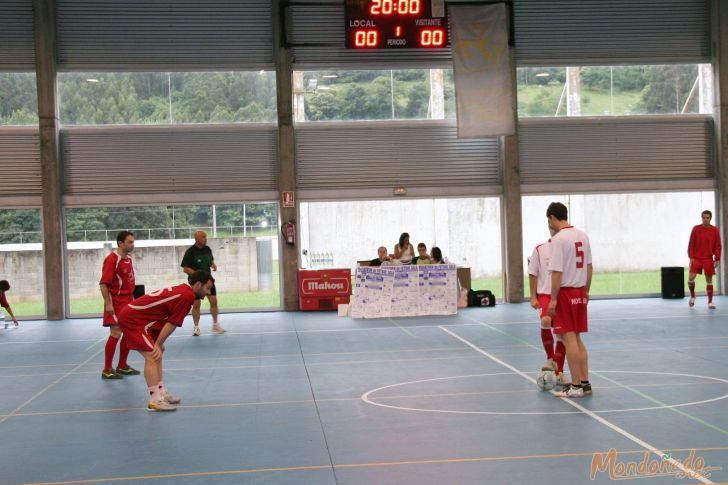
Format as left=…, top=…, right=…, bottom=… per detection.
left=344, top=0, right=449, bottom=49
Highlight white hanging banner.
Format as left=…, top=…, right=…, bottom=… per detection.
left=450, top=3, right=515, bottom=138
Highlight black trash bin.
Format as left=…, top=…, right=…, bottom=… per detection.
left=661, top=267, right=684, bottom=299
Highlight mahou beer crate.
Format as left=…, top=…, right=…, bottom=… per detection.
left=298, top=269, right=352, bottom=311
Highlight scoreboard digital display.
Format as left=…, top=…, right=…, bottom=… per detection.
left=345, top=0, right=449, bottom=49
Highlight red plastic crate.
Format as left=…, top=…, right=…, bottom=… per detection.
left=298, top=269, right=351, bottom=311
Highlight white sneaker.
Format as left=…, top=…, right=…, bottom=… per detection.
left=211, top=323, right=226, bottom=334
left=553, top=385, right=584, bottom=398
left=709, top=302, right=716, bottom=309
left=553, top=373, right=570, bottom=390
left=689, top=297, right=696, bottom=307
left=147, top=399, right=177, bottom=412
left=163, top=391, right=181, bottom=405
left=192, top=326, right=200, bottom=336
left=541, top=359, right=557, bottom=372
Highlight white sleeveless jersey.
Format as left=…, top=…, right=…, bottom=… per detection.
left=528, top=241, right=551, bottom=295
left=548, top=226, right=592, bottom=288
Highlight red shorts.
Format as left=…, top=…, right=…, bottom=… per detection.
left=552, top=287, right=588, bottom=335
left=690, top=258, right=716, bottom=276
left=103, top=293, right=133, bottom=327
left=117, top=320, right=164, bottom=352
left=537, top=294, right=551, bottom=320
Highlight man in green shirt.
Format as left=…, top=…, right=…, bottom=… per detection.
left=181, top=230, right=225, bottom=336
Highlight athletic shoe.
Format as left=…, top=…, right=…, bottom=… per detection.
left=709, top=302, right=716, bottom=309
left=582, top=382, right=593, bottom=396
left=101, top=369, right=123, bottom=380
left=554, top=373, right=570, bottom=390
left=116, top=366, right=141, bottom=376
left=147, top=399, right=177, bottom=412
left=3, top=323, right=7, bottom=329
left=553, top=385, right=584, bottom=398
left=541, top=359, right=557, bottom=372
left=192, top=326, right=200, bottom=336
left=689, top=297, right=696, bottom=307
left=211, top=323, right=226, bottom=334
left=163, top=391, right=182, bottom=405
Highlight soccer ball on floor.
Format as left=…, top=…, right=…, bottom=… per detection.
left=537, top=370, right=556, bottom=391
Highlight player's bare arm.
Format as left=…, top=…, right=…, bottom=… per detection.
left=99, top=283, right=114, bottom=314
left=548, top=271, right=563, bottom=317
left=528, top=274, right=539, bottom=309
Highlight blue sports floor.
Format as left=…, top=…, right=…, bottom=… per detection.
left=1, top=297, right=727, bottom=484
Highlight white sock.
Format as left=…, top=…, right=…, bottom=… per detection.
left=149, top=385, right=161, bottom=402
left=158, top=381, right=166, bottom=394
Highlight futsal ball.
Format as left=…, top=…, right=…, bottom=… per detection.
left=537, top=370, right=556, bottom=391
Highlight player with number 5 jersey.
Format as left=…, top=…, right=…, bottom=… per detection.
left=546, top=202, right=593, bottom=398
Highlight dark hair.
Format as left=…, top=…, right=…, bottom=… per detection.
left=188, top=270, right=214, bottom=286
left=116, top=230, right=134, bottom=245
left=0, top=280, right=9, bottom=292
left=702, top=210, right=712, bottom=218
left=546, top=202, right=568, bottom=221
left=417, top=242, right=426, bottom=249
left=398, top=232, right=410, bottom=248
left=431, top=247, right=443, bottom=263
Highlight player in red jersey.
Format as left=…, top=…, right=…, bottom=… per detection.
left=118, top=271, right=214, bottom=412
left=687, top=210, right=721, bottom=309
left=0, top=280, right=20, bottom=328
left=528, top=229, right=567, bottom=388
left=546, top=202, right=593, bottom=398
left=99, top=231, right=140, bottom=380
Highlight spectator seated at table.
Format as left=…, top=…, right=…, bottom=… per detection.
left=369, top=246, right=393, bottom=266
left=431, top=246, right=446, bottom=264
left=412, top=242, right=432, bottom=265
left=392, top=232, right=415, bottom=264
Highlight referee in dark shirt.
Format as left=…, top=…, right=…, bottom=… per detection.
left=181, top=230, right=226, bottom=335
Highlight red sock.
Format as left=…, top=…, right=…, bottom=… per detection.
left=554, top=341, right=566, bottom=374
left=118, top=336, right=130, bottom=369
left=104, top=335, right=119, bottom=371
left=688, top=281, right=696, bottom=298
left=707, top=285, right=714, bottom=303
left=540, top=329, right=555, bottom=360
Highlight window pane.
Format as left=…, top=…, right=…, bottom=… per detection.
left=517, top=64, right=711, bottom=117
left=65, top=203, right=280, bottom=316
left=58, top=71, right=277, bottom=125
left=300, top=197, right=502, bottom=298
left=522, top=192, right=715, bottom=296
left=295, top=69, right=455, bottom=122
left=0, top=73, right=38, bottom=126
left=0, top=208, right=45, bottom=317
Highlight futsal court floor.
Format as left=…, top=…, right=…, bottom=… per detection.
left=1, top=297, right=727, bottom=485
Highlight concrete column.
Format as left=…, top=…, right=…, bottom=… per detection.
left=715, top=0, right=728, bottom=293
left=429, top=69, right=445, bottom=119
left=501, top=41, right=524, bottom=303
left=273, top=0, right=300, bottom=310
left=566, top=66, right=581, bottom=116
left=33, top=0, right=65, bottom=319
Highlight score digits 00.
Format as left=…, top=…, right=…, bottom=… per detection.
left=344, top=0, right=449, bottom=49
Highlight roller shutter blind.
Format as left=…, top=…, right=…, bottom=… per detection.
left=288, top=2, right=452, bottom=69
left=0, top=129, right=42, bottom=197
left=296, top=122, right=499, bottom=197
left=0, top=0, right=35, bottom=71
left=55, top=0, right=274, bottom=70
left=62, top=125, right=278, bottom=198
left=514, top=0, right=710, bottom=66
left=519, top=116, right=713, bottom=186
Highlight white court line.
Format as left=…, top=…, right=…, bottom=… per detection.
left=0, top=346, right=105, bottom=427
left=438, top=326, right=714, bottom=485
